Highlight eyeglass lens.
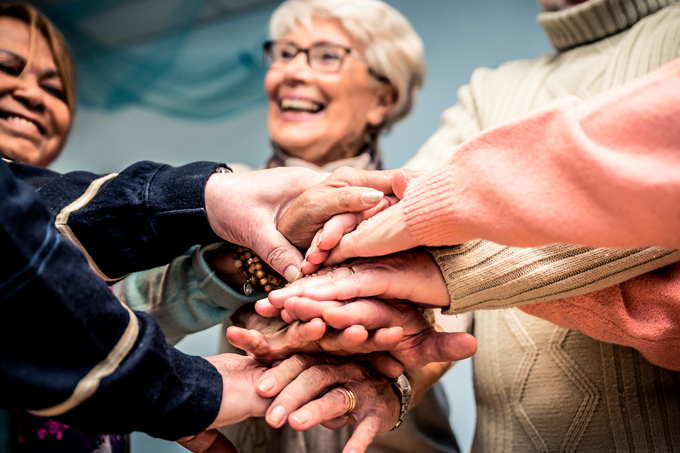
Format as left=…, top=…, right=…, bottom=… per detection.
left=265, top=42, right=348, bottom=72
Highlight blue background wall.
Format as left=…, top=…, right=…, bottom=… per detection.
left=42, top=1, right=554, bottom=451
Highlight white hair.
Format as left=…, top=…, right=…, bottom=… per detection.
left=269, top=0, right=426, bottom=142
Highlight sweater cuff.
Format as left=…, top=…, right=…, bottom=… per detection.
left=402, top=165, right=467, bottom=247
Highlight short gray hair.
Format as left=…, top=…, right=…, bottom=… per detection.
left=269, top=0, right=426, bottom=143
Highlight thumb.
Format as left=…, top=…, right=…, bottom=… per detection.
left=252, top=229, right=305, bottom=283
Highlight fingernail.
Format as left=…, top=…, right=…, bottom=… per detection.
left=269, top=289, right=282, bottom=297
left=399, top=169, right=411, bottom=182
left=258, top=377, right=275, bottom=393
left=316, top=234, right=323, bottom=248
left=301, top=259, right=309, bottom=269
left=292, top=409, right=311, bottom=425
left=284, top=265, right=302, bottom=283
left=362, top=190, right=383, bottom=204
left=268, top=405, right=286, bottom=425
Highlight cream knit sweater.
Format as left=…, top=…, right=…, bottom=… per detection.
left=405, top=0, right=680, bottom=450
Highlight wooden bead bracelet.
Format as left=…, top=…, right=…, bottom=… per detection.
left=232, top=246, right=284, bottom=295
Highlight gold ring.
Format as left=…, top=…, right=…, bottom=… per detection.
left=338, top=386, right=356, bottom=416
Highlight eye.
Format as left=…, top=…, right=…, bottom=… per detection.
left=41, top=83, right=65, bottom=102
left=319, top=52, right=341, bottom=61
left=0, top=61, right=21, bottom=77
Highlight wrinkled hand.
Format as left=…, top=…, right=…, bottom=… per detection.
left=177, top=429, right=237, bottom=453
left=256, top=354, right=400, bottom=453
left=205, top=167, right=328, bottom=282
left=277, top=167, right=414, bottom=250
left=203, top=354, right=272, bottom=429
left=263, top=251, right=450, bottom=320
left=227, top=314, right=404, bottom=376
left=249, top=294, right=476, bottom=375
left=301, top=170, right=423, bottom=272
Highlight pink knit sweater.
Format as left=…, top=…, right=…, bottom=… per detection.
left=403, top=57, right=680, bottom=250
left=402, top=58, right=680, bottom=371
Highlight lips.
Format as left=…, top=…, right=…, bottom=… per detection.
left=280, top=97, right=325, bottom=114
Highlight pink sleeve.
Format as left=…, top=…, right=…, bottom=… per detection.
left=519, top=262, right=680, bottom=371
left=403, top=58, right=680, bottom=250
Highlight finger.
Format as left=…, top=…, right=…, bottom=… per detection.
left=325, top=204, right=418, bottom=266
left=252, top=229, right=304, bottom=284
left=285, top=297, right=344, bottom=322
left=366, top=352, right=404, bottom=378
left=321, top=416, right=350, bottom=430
left=390, top=170, right=425, bottom=199
left=256, top=354, right=326, bottom=398
left=254, top=298, right=281, bottom=317
left=342, top=417, right=382, bottom=453
left=177, top=429, right=237, bottom=453
left=265, top=362, right=352, bottom=428
left=323, top=298, right=398, bottom=330
left=318, top=325, right=369, bottom=352
left=406, top=331, right=478, bottom=365
left=280, top=308, right=294, bottom=324
left=288, top=387, right=357, bottom=431
left=225, top=326, right=263, bottom=354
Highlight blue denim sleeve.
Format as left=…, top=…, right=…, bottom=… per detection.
left=0, top=159, right=222, bottom=439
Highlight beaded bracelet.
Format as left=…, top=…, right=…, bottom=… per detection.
left=232, top=246, right=285, bottom=295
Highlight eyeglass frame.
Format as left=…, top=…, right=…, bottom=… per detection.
left=263, top=40, right=390, bottom=84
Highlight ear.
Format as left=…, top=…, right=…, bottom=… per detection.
left=366, top=83, right=397, bottom=126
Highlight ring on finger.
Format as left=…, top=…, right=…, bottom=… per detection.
left=338, top=386, right=356, bottom=416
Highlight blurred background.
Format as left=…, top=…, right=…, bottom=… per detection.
left=27, top=0, right=553, bottom=451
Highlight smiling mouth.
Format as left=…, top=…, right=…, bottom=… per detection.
left=280, top=98, right=325, bottom=114
left=0, top=112, right=44, bottom=134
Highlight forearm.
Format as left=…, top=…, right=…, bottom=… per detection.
left=431, top=240, right=680, bottom=314
left=0, top=161, right=222, bottom=438
left=9, top=159, right=225, bottom=280
left=404, top=58, right=680, bottom=250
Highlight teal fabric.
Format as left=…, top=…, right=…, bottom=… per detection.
left=112, top=244, right=261, bottom=346
left=39, top=1, right=273, bottom=119
left=0, top=409, right=15, bottom=453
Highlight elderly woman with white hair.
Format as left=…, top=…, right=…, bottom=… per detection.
left=114, top=1, right=464, bottom=453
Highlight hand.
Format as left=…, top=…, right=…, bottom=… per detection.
left=277, top=167, right=410, bottom=250
left=177, top=429, right=237, bottom=453
left=262, top=251, right=450, bottom=320
left=324, top=203, right=420, bottom=266
left=301, top=169, right=422, bottom=272
left=205, top=167, right=328, bottom=282
left=251, top=295, right=476, bottom=374
left=256, top=354, right=400, bottom=453
left=203, top=354, right=272, bottom=430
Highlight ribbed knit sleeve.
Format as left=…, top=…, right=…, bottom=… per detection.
left=430, top=241, right=680, bottom=314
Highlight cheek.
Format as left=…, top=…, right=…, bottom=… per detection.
left=50, top=101, right=71, bottom=136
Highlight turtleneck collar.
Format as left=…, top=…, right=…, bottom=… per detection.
left=538, top=0, right=676, bottom=50
left=266, top=142, right=382, bottom=172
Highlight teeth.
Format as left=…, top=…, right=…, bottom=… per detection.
left=7, top=115, right=39, bottom=131
left=280, top=98, right=323, bottom=113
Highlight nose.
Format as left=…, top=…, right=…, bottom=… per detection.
left=281, top=52, right=313, bottom=83
left=13, top=75, right=46, bottom=112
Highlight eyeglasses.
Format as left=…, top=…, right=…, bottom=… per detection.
left=263, top=40, right=390, bottom=84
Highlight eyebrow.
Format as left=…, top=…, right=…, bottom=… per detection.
left=0, top=48, right=62, bottom=81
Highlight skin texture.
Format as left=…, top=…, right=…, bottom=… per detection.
left=203, top=166, right=398, bottom=282
left=256, top=354, right=400, bottom=453
left=265, top=17, right=394, bottom=166
left=0, top=17, right=70, bottom=167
